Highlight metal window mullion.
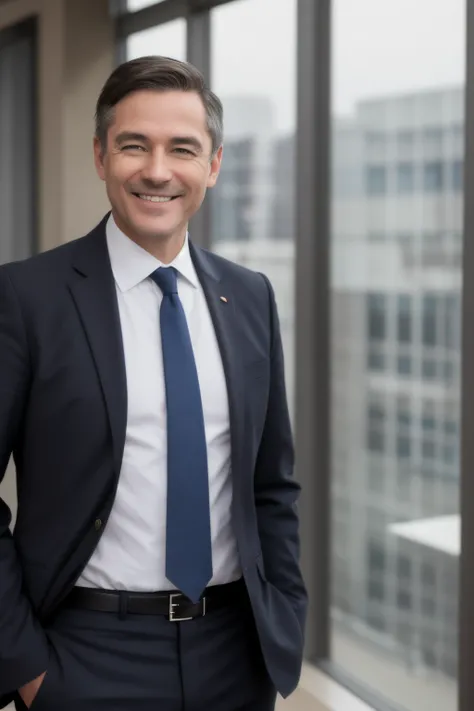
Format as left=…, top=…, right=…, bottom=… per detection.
left=116, top=0, right=187, bottom=39
left=295, top=0, right=331, bottom=663
left=189, top=0, right=237, bottom=11
left=187, top=7, right=211, bottom=249
left=458, top=1, right=474, bottom=709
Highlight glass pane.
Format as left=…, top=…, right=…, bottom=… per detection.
left=126, top=18, right=186, bottom=62
left=209, top=0, right=296, bottom=419
left=330, top=2, right=465, bottom=710
left=127, top=0, right=165, bottom=11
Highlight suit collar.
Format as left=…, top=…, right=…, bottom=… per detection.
left=69, top=215, right=128, bottom=479
left=188, top=240, right=222, bottom=283
left=71, top=213, right=220, bottom=287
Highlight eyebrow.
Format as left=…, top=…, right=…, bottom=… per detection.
left=115, top=131, right=149, bottom=146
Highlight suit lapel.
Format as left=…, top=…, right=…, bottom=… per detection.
left=190, top=243, right=246, bottom=489
left=68, top=220, right=128, bottom=479
left=66, top=229, right=245, bottom=495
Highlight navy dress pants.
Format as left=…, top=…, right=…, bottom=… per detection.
left=17, top=589, right=276, bottom=711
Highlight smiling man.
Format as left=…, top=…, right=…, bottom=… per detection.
left=96, top=86, right=222, bottom=263
left=0, top=56, right=307, bottom=711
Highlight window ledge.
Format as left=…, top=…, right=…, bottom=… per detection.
left=276, top=663, right=375, bottom=711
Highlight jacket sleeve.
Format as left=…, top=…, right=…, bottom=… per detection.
left=0, top=267, right=49, bottom=707
left=253, top=273, right=308, bottom=632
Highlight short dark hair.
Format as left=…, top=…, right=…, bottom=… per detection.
left=95, top=55, right=224, bottom=156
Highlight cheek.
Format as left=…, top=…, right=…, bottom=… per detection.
left=186, top=165, right=212, bottom=195
left=108, top=157, right=141, bottom=188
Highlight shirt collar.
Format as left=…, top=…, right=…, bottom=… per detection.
left=105, top=213, right=199, bottom=293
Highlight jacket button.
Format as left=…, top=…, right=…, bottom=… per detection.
left=94, top=518, right=102, bottom=531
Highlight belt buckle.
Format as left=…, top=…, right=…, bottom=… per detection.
left=169, top=593, right=206, bottom=622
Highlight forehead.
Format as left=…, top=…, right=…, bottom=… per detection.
left=109, top=89, right=209, bottom=142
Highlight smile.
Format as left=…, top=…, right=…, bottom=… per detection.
left=133, top=193, right=179, bottom=203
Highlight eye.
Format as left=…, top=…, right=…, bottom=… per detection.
left=173, top=147, right=195, bottom=156
left=122, top=144, right=146, bottom=152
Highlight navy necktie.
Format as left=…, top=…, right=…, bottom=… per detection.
left=150, top=267, right=213, bottom=603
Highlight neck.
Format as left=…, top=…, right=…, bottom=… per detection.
left=114, top=214, right=187, bottom=264
left=131, top=232, right=187, bottom=264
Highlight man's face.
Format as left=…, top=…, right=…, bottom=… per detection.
left=94, top=89, right=222, bottom=248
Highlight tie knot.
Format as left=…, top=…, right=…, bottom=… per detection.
left=151, top=267, right=178, bottom=296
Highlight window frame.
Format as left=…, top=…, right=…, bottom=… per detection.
left=115, top=2, right=474, bottom=709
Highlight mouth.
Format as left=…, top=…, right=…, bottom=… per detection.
left=132, top=193, right=181, bottom=204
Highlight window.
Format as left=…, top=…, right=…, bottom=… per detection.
left=397, top=436, right=411, bottom=459
left=209, top=0, right=296, bottom=418
left=368, top=540, right=386, bottom=573
left=367, top=293, right=387, bottom=340
left=397, top=355, right=412, bottom=375
left=424, top=126, right=444, bottom=146
left=365, top=131, right=385, bottom=148
left=445, top=418, right=458, bottom=435
left=422, top=562, right=436, bottom=587
left=366, top=165, right=386, bottom=195
left=368, top=398, right=385, bottom=425
left=422, top=359, right=437, bottom=379
left=126, top=18, right=186, bottom=61
left=114, top=1, right=469, bottom=708
left=397, top=555, right=412, bottom=579
left=367, top=392, right=386, bottom=450
left=398, top=294, right=412, bottom=342
left=368, top=351, right=385, bottom=371
left=422, top=408, right=436, bottom=430
left=423, top=293, right=438, bottom=346
left=443, top=445, right=457, bottom=465
left=397, top=162, right=415, bottom=193
left=397, top=130, right=415, bottom=148
left=397, top=589, right=412, bottom=610
left=368, top=463, right=385, bottom=494
left=397, top=397, right=412, bottom=427
left=423, top=596, right=436, bottom=616
left=330, top=2, right=463, bottom=709
left=445, top=294, right=460, bottom=349
left=368, top=579, right=385, bottom=602
left=453, top=159, right=463, bottom=191
left=424, top=161, right=445, bottom=192
left=367, top=429, right=385, bottom=453
left=422, top=440, right=436, bottom=459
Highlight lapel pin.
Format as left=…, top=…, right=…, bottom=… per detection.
left=220, top=296, right=228, bottom=303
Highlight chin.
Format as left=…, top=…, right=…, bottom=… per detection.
left=138, top=222, right=182, bottom=242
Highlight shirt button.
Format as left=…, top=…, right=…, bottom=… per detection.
left=94, top=518, right=102, bottom=531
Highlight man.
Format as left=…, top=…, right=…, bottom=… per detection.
left=0, top=56, right=307, bottom=711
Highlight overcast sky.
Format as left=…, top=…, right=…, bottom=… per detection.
left=127, top=0, right=465, bottom=131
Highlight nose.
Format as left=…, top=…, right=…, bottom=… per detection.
left=140, top=148, right=173, bottom=184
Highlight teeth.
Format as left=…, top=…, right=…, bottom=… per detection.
left=137, top=194, right=173, bottom=203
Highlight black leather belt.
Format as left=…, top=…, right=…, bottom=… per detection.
left=63, top=579, right=244, bottom=622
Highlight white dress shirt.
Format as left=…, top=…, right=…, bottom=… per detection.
left=76, top=215, right=241, bottom=591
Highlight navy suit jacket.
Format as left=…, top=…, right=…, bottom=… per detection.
left=0, top=216, right=307, bottom=707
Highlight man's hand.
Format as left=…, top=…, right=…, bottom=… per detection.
left=18, top=671, right=47, bottom=709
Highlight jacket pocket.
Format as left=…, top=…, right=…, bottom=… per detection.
left=28, top=643, right=56, bottom=711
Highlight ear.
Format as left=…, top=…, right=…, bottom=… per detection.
left=93, top=136, right=106, bottom=181
left=207, top=145, right=223, bottom=188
